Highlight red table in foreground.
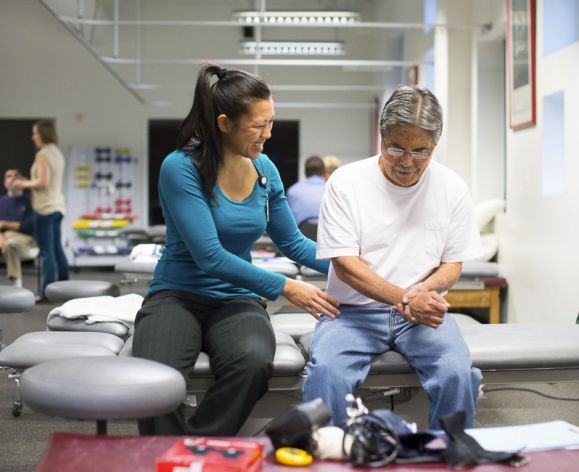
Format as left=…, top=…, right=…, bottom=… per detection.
left=34, top=433, right=579, bottom=472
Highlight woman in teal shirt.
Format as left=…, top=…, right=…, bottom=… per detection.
left=133, top=64, right=339, bottom=436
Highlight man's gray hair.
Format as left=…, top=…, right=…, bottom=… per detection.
left=379, top=85, right=443, bottom=145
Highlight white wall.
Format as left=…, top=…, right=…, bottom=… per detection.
left=499, top=0, right=579, bottom=323
left=374, top=0, right=432, bottom=105
left=376, top=0, right=481, bottom=188
left=472, top=39, right=505, bottom=203
left=442, top=0, right=579, bottom=324
left=0, top=1, right=143, bottom=148
left=432, top=0, right=474, bottom=184
left=402, top=0, right=579, bottom=324
left=0, top=0, right=374, bottom=225
left=277, top=106, right=374, bottom=171
left=0, top=0, right=146, bottom=256
left=471, top=0, right=507, bottom=203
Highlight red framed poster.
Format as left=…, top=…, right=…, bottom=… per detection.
left=507, top=0, right=536, bottom=130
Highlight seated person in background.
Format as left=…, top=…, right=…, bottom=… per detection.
left=286, top=155, right=326, bottom=239
left=0, top=169, right=37, bottom=288
left=322, top=154, right=341, bottom=180
left=303, top=85, right=483, bottom=430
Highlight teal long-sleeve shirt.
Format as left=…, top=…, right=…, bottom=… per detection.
left=148, top=150, right=329, bottom=300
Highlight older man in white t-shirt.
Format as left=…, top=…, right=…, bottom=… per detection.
left=303, top=85, right=483, bottom=430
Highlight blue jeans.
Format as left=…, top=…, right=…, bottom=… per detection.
left=35, top=212, right=69, bottom=298
left=302, top=306, right=481, bottom=429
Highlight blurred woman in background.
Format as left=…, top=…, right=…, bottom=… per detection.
left=13, top=120, right=68, bottom=300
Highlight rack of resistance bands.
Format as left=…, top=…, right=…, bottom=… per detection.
left=67, top=145, right=140, bottom=267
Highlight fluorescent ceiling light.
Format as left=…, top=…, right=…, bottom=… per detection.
left=240, top=41, right=345, bottom=56
left=233, top=11, right=360, bottom=25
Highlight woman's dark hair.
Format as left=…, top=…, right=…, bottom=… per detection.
left=34, top=120, right=59, bottom=145
left=177, top=63, right=271, bottom=198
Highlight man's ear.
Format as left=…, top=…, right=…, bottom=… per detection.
left=216, top=114, right=231, bottom=134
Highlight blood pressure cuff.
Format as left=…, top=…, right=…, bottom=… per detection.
left=347, top=409, right=445, bottom=466
left=265, top=398, right=331, bottom=453
left=346, top=410, right=527, bottom=467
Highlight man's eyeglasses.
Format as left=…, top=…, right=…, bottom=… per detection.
left=382, top=144, right=432, bottom=161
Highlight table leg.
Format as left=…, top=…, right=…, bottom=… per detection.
left=489, top=287, right=501, bottom=324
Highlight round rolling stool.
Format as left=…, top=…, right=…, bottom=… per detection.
left=45, top=280, right=120, bottom=303
left=20, top=356, right=186, bottom=434
left=0, top=285, right=36, bottom=348
left=0, top=285, right=36, bottom=313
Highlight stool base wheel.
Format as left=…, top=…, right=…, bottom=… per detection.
left=12, top=401, right=22, bottom=417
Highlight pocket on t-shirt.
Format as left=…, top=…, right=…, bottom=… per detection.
left=424, top=221, right=449, bottom=260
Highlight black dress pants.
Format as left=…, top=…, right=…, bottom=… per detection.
left=132, top=290, right=275, bottom=436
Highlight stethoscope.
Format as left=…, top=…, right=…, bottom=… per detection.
left=257, top=173, right=269, bottom=222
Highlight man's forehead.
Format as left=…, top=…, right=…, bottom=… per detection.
left=384, top=126, right=433, bottom=144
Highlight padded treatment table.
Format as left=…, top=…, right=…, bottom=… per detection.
left=45, top=280, right=120, bottom=303
left=169, top=311, right=579, bottom=419
left=461, top=260, right=500, bottom=278
left=120, top=330, right=306, bottom=428
left=3, top=311, right=579, bottom=429
left=299, top=266, right=326, bottom=278
left=178, top=316, right=579, bottom=431
left=46, top=316, right=129, bottom=337
left=253, top=257, right=300, bottom=277
left=0, top=331, right=124, bottom=417
left=0, top=285, right=37, bottom=349
left=299, top=321, right=579, bottom=388
left=122, top=226, right=166, bottom=246
left=121, top=330, right=306, bottom=380
left=270, top=312, right=480, bottom=341
left=115, top=255, right=302, bottom=285
left=21, top=356, right=186, bottom=434
left=122, top=312, right=579, bottom=395
left=45, top=281, right=127, bottom=335
left=168, top=311, right=579, bottom=426
left=270, top=312, right=318, bottom=340
left=114, top=260, right=157, bottom=284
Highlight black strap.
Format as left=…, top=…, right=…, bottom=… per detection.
left=439, top=411, right=528, bottom=467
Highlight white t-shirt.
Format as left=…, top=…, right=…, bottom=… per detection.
left=317, top=155, right=483, bottom=307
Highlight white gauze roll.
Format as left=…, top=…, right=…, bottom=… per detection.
left=312, top=426, right=353, bottom=460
